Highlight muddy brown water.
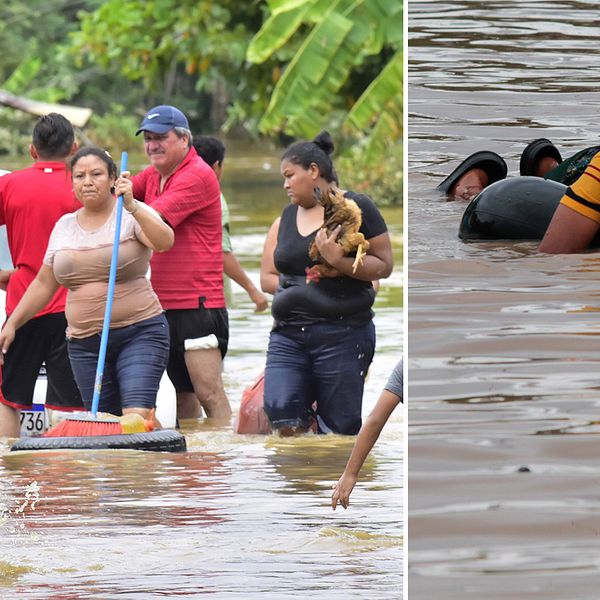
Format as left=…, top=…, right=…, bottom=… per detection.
left=409, top=1, right=600, bottom=598
left=0, top=147, right=402, bottom=598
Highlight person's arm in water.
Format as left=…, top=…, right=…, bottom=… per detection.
left=332, top=360, right=403, bottom=510
left=0, top=264, right=59, bottom=362
left=539, top=204, right=599, bottom=253
left=539, top=151, right=600, bottom=253
left=224, top=251, right=269, bottom=312
left=260, top=217, right=281, bottom=295
left=332, top=390, right=401, bottom=510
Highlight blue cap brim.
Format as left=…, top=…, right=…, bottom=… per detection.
left=135, top=123, right=174, bottom=136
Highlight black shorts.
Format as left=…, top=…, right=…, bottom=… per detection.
left=1, top=312, right=83, bottom=411
left=165, top=306, right=229, bottom=393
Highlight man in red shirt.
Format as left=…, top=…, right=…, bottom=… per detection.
left=132, top=105, right=231, bottom=420
left=0, top=113, right=83, bottom=437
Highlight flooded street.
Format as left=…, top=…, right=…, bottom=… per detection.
left=0, top=147, right=402, bottom=598
left=409, top=1, right=600, bottom=598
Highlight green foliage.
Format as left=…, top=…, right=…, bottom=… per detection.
left=83, top=104, right=140, bottom=153
left=246, top=2, right=312, bottom=63
left=0, top=1, right=104, bottom=102
left=343, top=50, right=402, bottom=164
left=70, top=0, right=268, bottom=130
left=246, top=0, right=403, bottom=156
left=0, top=0, right=114, bottom=154
left=0, top=0, right=402, bottom=169
left=0, top=109, right=33, bottom=157
left=337, top=142, right=402, bottom=207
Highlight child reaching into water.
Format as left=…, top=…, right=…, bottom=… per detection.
left=332, top=359, right=403, bottom=510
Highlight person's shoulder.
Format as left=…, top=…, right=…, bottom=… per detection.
left=278, top=203, right=297, bottom=224
left=1, top=166, right=31, bottom=181
left=54, top=210, right=78, bottom=227
left=384, top=358, right=403, bottom=400
left=0, top=170, right=11, bottom=190
left=343, top=190, right=376, bottom=206
left=176, top=155, right=219, bottom=187
left=0, top=166, right=35, bottom=194
left=46, top=211, right=78, bottom=246
left=189, top=156, right=218, bottom=180
left=133, top=164, right=155, bottom=181
left=392, top=358, right=403, bottom=381
left=138, top=164, right=155, bottom=176
left=343, top=189, right=386, bottom=221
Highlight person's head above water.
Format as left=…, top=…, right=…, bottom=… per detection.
left=136, top=105, right=192, bottom=177
left=30, top=113, right=76, bottom=161
left=280, top=130, right=340, bottom=208
left=450, top=168, right=489, bottom=202
left=281, top=130, right=338, bottom=181
left=437, top=150, right=508, bottom=201
left=70, top=146, right=117, bottom=180
left=519, top=138, right=562, bottom=178
left=193, top=136, right=225, bottom=181
left=69, top=146, right=118, bottom=207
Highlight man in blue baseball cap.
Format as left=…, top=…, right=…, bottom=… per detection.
left=135, top=105, right=189, bottom=135
left=134, top=105, right=193, bottom=178
left=131, top=105, right=232, bottom=422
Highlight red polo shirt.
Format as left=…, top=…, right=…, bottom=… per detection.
left=132, top=147, right=224, bottom=309
left=0, top=162, right=80, bottom=316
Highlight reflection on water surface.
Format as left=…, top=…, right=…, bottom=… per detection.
left=410, top=1, right=600, bottom=598
left=0, top=146, right=402, bottom=598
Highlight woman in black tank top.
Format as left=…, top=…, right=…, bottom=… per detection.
left=259, top=131, right=394, bottom=436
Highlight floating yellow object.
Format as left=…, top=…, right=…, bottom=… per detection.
left=119, top=413, right=147, bottom=434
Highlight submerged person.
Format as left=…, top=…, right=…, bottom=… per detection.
left=332, top=358, right=403, bottom=510
left=439, top=137, right=597, bottom=202
left=438, top=139, right=563, bottom=201
left=260, top=130, right=393, bottom=436
left=0, top=113, right=83, bottom=437
left=519, top=138, right=563, bottom=178
left=0, top=147, right=174, bottom=420
left=437, top=150, right=508, bottom=201
left=193, top=135, right=269, bottom=312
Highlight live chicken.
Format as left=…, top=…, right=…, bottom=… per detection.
left=306, top=187, right=369, bottom=283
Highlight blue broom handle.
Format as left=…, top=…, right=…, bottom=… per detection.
left=91, top=152, right=128, bottom=417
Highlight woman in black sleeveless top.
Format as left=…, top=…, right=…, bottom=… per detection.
left=260, top=131, right=393, bottom=435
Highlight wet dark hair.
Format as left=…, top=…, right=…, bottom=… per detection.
left=194, top=135, right=225, bottom=167
left=70, top=146, right=118, bottom=180
left=281, top=130, right=337, bottom=183
left=32, top=113, right=74, bottom=159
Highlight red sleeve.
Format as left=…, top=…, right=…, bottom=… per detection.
left=150, top=168, right=220, bottom=229
left=0, top=178, right=5, bottom=226
left=132, top=169, right=149, bottom=201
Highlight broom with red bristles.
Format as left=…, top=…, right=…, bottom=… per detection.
left=43, top=151, right=151, bottom=438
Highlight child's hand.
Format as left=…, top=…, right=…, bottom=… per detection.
left=331, top=472, right=358, bottom=510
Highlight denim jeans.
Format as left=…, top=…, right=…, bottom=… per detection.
left=264, top=320, right=376, bottom=434
left=67, top=314, right=169, bottom=414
